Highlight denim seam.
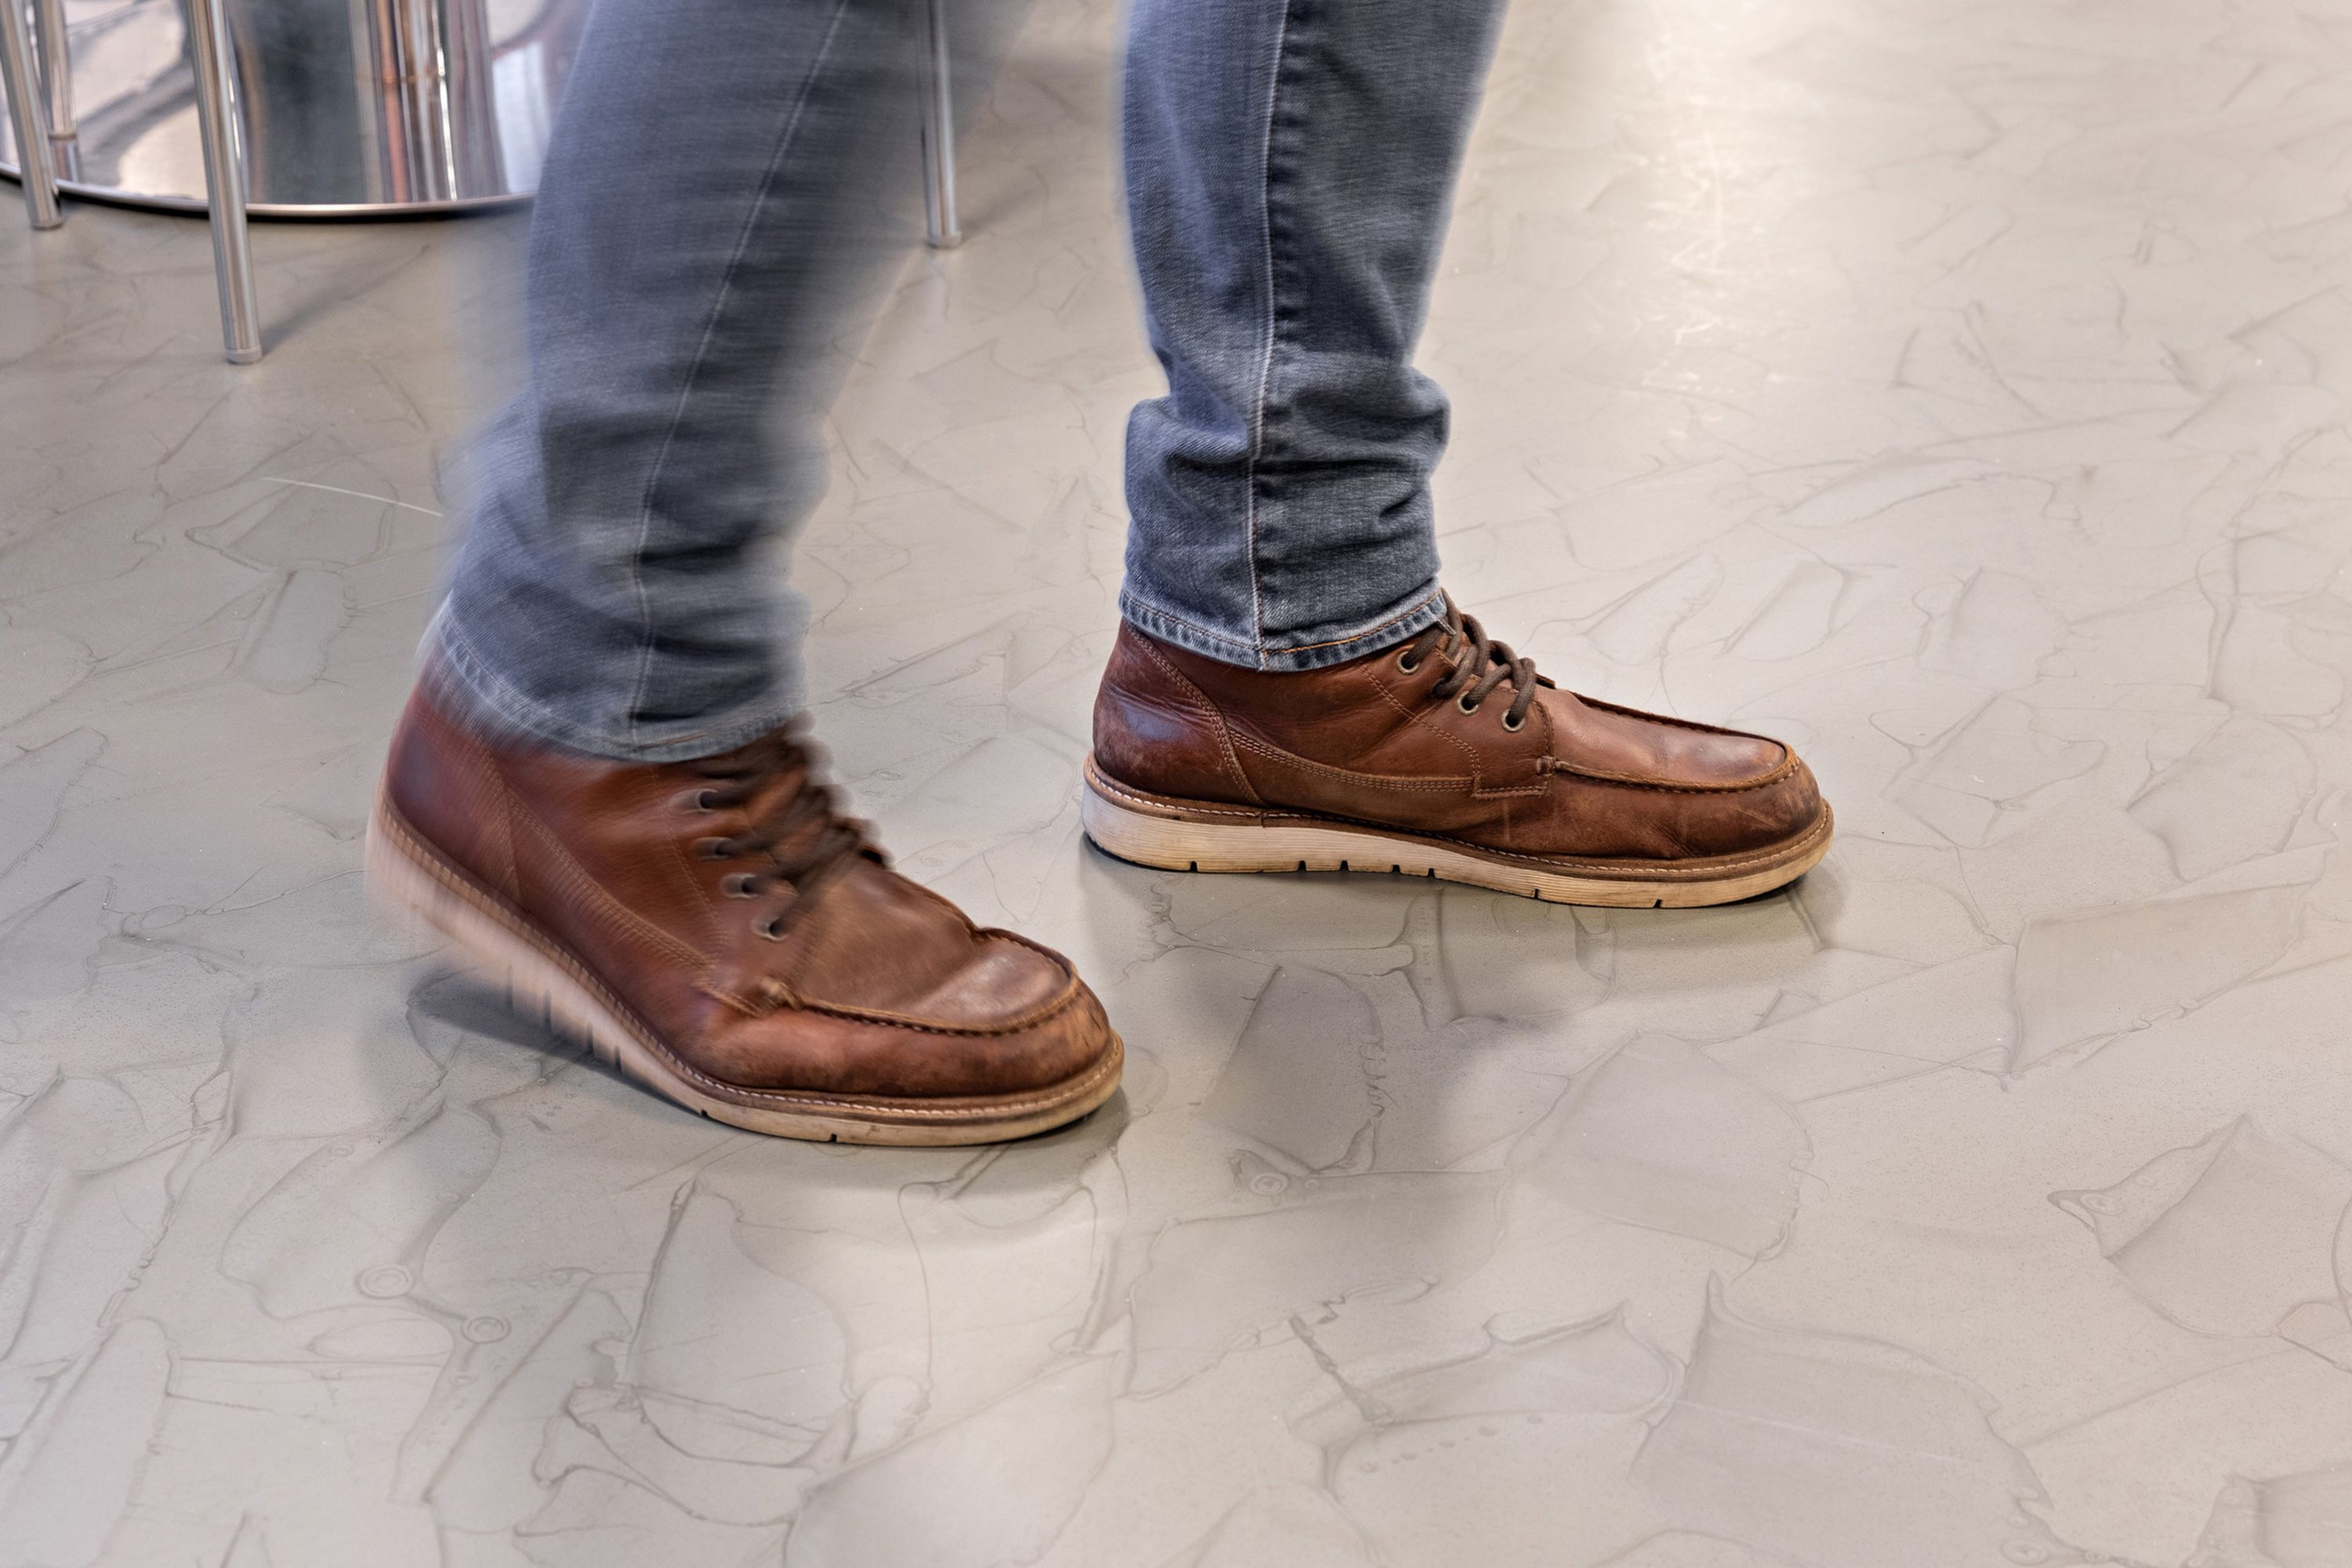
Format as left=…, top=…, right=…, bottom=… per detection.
left=1240, top=0, right=1304, bottom=668
left=620, top=0, right=853, bottom=751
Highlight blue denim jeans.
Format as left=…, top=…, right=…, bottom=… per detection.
left=433, top=0, right=1507, bottom=761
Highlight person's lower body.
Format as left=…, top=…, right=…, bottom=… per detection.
left=426, top=0, right=920, bottom=762
left=375, top=0, right=1123, bottom=1146
left=373, top=0, right=1833, bottom=1145
left=426, top=0, right=1513, bottom=746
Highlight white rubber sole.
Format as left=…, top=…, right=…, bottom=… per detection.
left=1080, top=758, right=1831, bottom=909
left=367, top=795, right=1123, bottom=1145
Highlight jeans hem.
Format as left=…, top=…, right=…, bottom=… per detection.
left=426, top=603, right=795, bottom=764
left=1119, top=585, right=1448, bottom=673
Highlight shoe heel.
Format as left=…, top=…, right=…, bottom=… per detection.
left=365, top=795, right=608, bottom=1058
left=1081, top=764, right=1329, bottom=874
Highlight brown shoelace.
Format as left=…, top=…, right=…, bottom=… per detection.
left=1399, top=605, right=1548, bottom=731
left=690, top=729, right=873, bottom=941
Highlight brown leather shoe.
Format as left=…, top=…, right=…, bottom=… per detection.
left=367, top=686, right=1120, bottom=1144
left=1085, top=602, right=1831, bottom=908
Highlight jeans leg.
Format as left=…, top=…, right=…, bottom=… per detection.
left=432, top=0, right=921, bottom=762
left=1119, top=0, right=1508, bottom=672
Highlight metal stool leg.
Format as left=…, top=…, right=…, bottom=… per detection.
left=31, top=0, right=74, bottom=181
left=0, top=0, right=61, bottom=227
left=184, top=0, right=261, bottom=361
left=920, top=0, right=959, bottom=249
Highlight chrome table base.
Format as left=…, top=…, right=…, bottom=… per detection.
left=184, top=0, right=258, bottom=359
left=2, top=0, right=960, bottom=361
left=0, top=0, right=583, bottom=217
left=921, top=0, right=960, bottom=249
left=0, top=0, right=57, bottom=226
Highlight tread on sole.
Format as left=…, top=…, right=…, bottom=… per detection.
left=1080, top=757, right=1831, bottom=909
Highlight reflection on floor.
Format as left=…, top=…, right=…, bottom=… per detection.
left=7, top=0, right=2352, bottom=1562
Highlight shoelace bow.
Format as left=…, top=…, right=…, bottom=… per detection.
left=689, top=731, right=872, bottom=941
left=1400, top=607, right=1550, bottom=731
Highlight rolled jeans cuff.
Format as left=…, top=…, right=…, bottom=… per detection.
left=1116, top=582, right=1448, bottom=673
left=423, top=603, right=797, bottom=764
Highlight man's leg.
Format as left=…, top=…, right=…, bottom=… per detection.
left=1090, top=0, right=1835, bottom=906
left=375, top=0, right=1120, bottom=1145
left=1118, top=0, right=1508, bottom=670
left=431, top=0, right=911, bottom=760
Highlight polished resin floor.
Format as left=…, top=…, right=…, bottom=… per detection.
left=7, top=0, right=2352, bottom=1563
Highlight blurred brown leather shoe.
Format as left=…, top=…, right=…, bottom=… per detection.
left=368, top=686, right=1120, bottom=1144
left=1086, top=601, right=1831, bottom=908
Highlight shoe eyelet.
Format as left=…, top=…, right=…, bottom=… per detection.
left=1396, top=652, right=1421, bottom=674
left=1457, top=693, right=1481, bottom=716
left=720, top=873, right=759, bottom=898
left=1501, top=711, right=1525, bottom=732
left=753, top=913, right=785, bottom=941
left=694, top=837, right=731, bottom=860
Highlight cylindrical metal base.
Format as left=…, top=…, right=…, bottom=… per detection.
left=185, top=0, right=260, bottom=358
left=1, top=0, right=61, bottom=226
left=0, top=0, right=586, bottom=218
left=920, top=0, right=960, bottom=249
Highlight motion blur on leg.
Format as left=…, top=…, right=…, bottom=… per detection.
left=371, top=0, right=1120, bottom=1145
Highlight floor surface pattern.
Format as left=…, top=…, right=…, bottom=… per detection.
left=5, top=0, right=2352, bottom=1563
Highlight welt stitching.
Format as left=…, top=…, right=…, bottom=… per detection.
left=1087, top=762, right=1261, bottom=817
left=1086, top=768, right=1830, bottom=874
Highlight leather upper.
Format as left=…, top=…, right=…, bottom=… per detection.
left=384, top=688, right=1110, bottom=1098
left=1091, top=619, right=1825, bottom=862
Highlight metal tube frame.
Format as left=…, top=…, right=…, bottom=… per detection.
left=30, top=0, right=70, bottom=179
left=184, top=0, right=262, bottom=361
left=920, top=0, right=958, bottom=249
left=0, top=0, right=60, bottom=227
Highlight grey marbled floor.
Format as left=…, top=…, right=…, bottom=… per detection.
left=8, top=0, right=2352, bottom=1562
